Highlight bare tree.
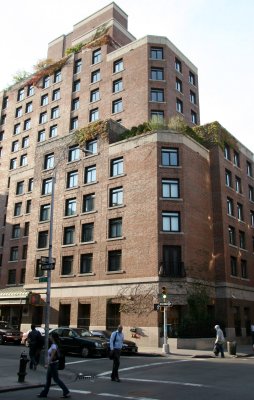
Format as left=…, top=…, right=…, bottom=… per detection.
left=115, top=283, right=158, bottom=316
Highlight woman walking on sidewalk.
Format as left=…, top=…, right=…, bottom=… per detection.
left=37, top=331, right=70, bottom=398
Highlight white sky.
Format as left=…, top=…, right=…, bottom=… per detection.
left=1, top=0, right=253, bottom=152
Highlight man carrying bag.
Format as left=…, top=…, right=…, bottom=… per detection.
left=110, top=325, right=124, bottom=382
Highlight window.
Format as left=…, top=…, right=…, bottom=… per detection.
left=224, top=143, right=231, bottom=160
left=110, top=187, right=123, bottom=207
left=61, top=256, right=73, bottom=275
left=162, top=179, right=179, bottom=198
left=112, top=99, right=123, bottom=113
left=51, top=106, right=59, bottom=119
left=54, top=69, right=61, bottom=83
left=151, top=110, right=164, bottom=123
left=44, top=153, right=54, bottom=169
left=91, top=69, right=100, bottom=83
left=249, top=186, right=254, bottom=202
left=228, top=226, right=236, bottom=245
left=151, top=89, right=164, bottom=102
left=49, top=125, right=58, bottom=138
left=90, top=88, right=100, bottom=102
left=73, top=79, right=80, bottom=92
left=26, top=199, right=31, bottom=214
left=162, top=211, right=180, bottom=232
left=15, top=106, right=22, bottom=118
left=24, top=222, right=30, bottom=236
left=81, top=223, right=94, bottom=242
left=85, top=139, right=97, bottom=155
left=65, top=198, right=76, bottom=216
left=14, top=123, right=21, bottom=135
left=251, top=211, right=254, bottom=227
left=14, top=202, right=22, bottom=216
left=239, top=231, right=246, bottom=249
left=241, top=259, right=247, bottom=279
left=227, top=197, right=234, bottom=216
left=41, top=94, right=49, bottom=106
left=89, top=108, right=99, bottom=122
left=82, top=193, right=95, bottom=212
left=151, top=68, right=164, bottom=80
left=22, top=136, right=29, bottom=148
left=235, top=176, right=242, bottom=193
left=40, top=203, right=50, bottom=221
left=113, top=78, right=123, bottom=93
left=39, top=112, right=47, bottom=124
left=67, top=170, right=78, bottom=188
left=161, top=148, right=179, bottom=166
left=12, top=140, right=19, bottom=152
left=175, top=58, right=182, bottom=72
left=38, top=129, right=46, bottom=142
left=176, top=78, right=182, bottom=92
left=25, top=102, right=33, bottom=113
left=113, top=59, right=123, bottom=73
left=22, top=245, right=28, bottom=260
left=74, top=59, right=82, bottom=74
left=24, top=119, right=31, bottom=130
left=20, top=268, right=25, bottom=284
left=237, top=203, right=243, bottom=221
left=27, top=85, right=34, bottom=96
left=10, top=158, right=17, bottom=170
left=80, top=254, right=93, bottom=274
left=71, top=98, right=79, bottom=111
left=247, top=161, right=253, bottom=177
left=10, top=246, right=18, bottom=261
left=20, top=154, right=28, bottom=167
left=68, top=145, right=80, bottom=162
left=12, top=224, right=20, bottom=239
left=189, top=71, right=196, bottom=85
left=190, top=90, right=196, bottom=104
left=84, top=165, right=96, bottom=183
left=176, top=98, right=183, bottom=113
left=92, top=48, right=101, bottom=64
left=150, top=47, right=163, bottom=60
left=42, top=76, right=50, bottom=88
left=28, top=178, right=33, bottom=192
left=110, top=157, right=123, bottom=177
left=225, top=169, right=232, bottom=187
left=17, top=88, right=25, bottom=101
left=109, top=218, right=122, bottom=238
left=52, top=88, right=61, bottom=101
left=191, top=110, right=197, bottom=124
left=163, top=245, right=183, bottom=277
left=16, top=181, right=24, bottom=195
left=108, top=250, right=122, bottom=272
left=2, top=96, right=8, bottom=109
left=233, top=151, right=240, bottom=167
left=42, top=178, right=52, bottom=195
left=8, top=269, right=16, bottom=285
left=38, top=230, right=48, bottom=248
left=70, top=117, right=78, bottom=130
left=230, top=256, right=237, bottom=276
left=0, top=131, right=4, bottom=141
left=63, top=226, right=75, bottom=245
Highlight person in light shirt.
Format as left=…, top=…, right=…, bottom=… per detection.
left=110, top=325, right=124, bottom=382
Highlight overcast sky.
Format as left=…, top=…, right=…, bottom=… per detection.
left=1, top=0, right=253, bottom=152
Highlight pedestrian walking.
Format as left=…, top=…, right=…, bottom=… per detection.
left=110, top=324, right=124, bottom=382
left=214, top=324, right=225, bottom=358
left=37, top=331, right=70, bottom=398
left=28, top=324, right=42, bottom=370
left=251, top=324, right=254, bottom=350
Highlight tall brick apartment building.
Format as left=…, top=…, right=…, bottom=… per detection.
left=0, top=3, right=253, bottom=347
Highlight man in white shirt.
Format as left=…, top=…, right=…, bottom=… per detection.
left=214, top=324, right=225, bottom=358
left=110, top=325, right=124, bottom=382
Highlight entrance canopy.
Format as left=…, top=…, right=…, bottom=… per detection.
left=0, top=287, right=30, bottom=305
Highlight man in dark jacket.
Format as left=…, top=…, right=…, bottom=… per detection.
left=28, top=324, right=43, bottom=370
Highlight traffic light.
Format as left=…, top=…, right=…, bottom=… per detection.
left=161, top=286, right=167, bottom=300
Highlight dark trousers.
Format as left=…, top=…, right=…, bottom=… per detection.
left=111, top=349, right=121, bottom=380
left=217, top=343, right=224, bottom=358
left=39, top=362, right=69, bottom=396
left=29, top=346, right=38, bottom=369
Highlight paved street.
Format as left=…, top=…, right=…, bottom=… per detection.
left=0, top=344, right=254, bottom=400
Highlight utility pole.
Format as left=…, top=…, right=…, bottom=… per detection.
left=160, top=286, right=169, bottom=354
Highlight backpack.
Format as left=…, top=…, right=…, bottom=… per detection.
left=54, top=346, right=65, bottom=370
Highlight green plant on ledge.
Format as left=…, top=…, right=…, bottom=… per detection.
left=73, top=120, right=110, bottom=146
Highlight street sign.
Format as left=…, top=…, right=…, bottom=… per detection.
left=39, top=277, right=48, bottom=283
left=159, top=301, right=173, bottom=307
left=41, top=262, right=55, bottom=270
left=40, top=256, right=56, bottom=265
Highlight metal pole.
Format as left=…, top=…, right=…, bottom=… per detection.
left=162, top=306, right=169, bottom=354
left=44, top=173, right=55, bottom=365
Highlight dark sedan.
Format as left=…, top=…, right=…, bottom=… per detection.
left=49, top=327, right=108, bottom=358
left=0, top=321, right=22, bottom=345
left=90, top=329, right=138, bottom=354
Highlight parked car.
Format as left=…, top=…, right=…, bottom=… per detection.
left=90, top=329, right=138, bottom=354
left=21, top=326, right=45, bottom=346
left=0, top=321, right=23, bottom=345
left=49, top=327, right=108, bottom=358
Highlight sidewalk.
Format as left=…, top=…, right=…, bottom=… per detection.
left=0, top=345, right=253, bottom=393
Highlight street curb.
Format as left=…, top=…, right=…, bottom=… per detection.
left=0, top=383, right=44, bottom=394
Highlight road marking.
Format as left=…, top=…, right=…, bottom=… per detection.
left=98, top=393, right=158, bottom=399
left=52, top=388, right=91, bottom=394
left=121, top=377, right=209, bottom=388
left=66, top=359, right=91, bottom=365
